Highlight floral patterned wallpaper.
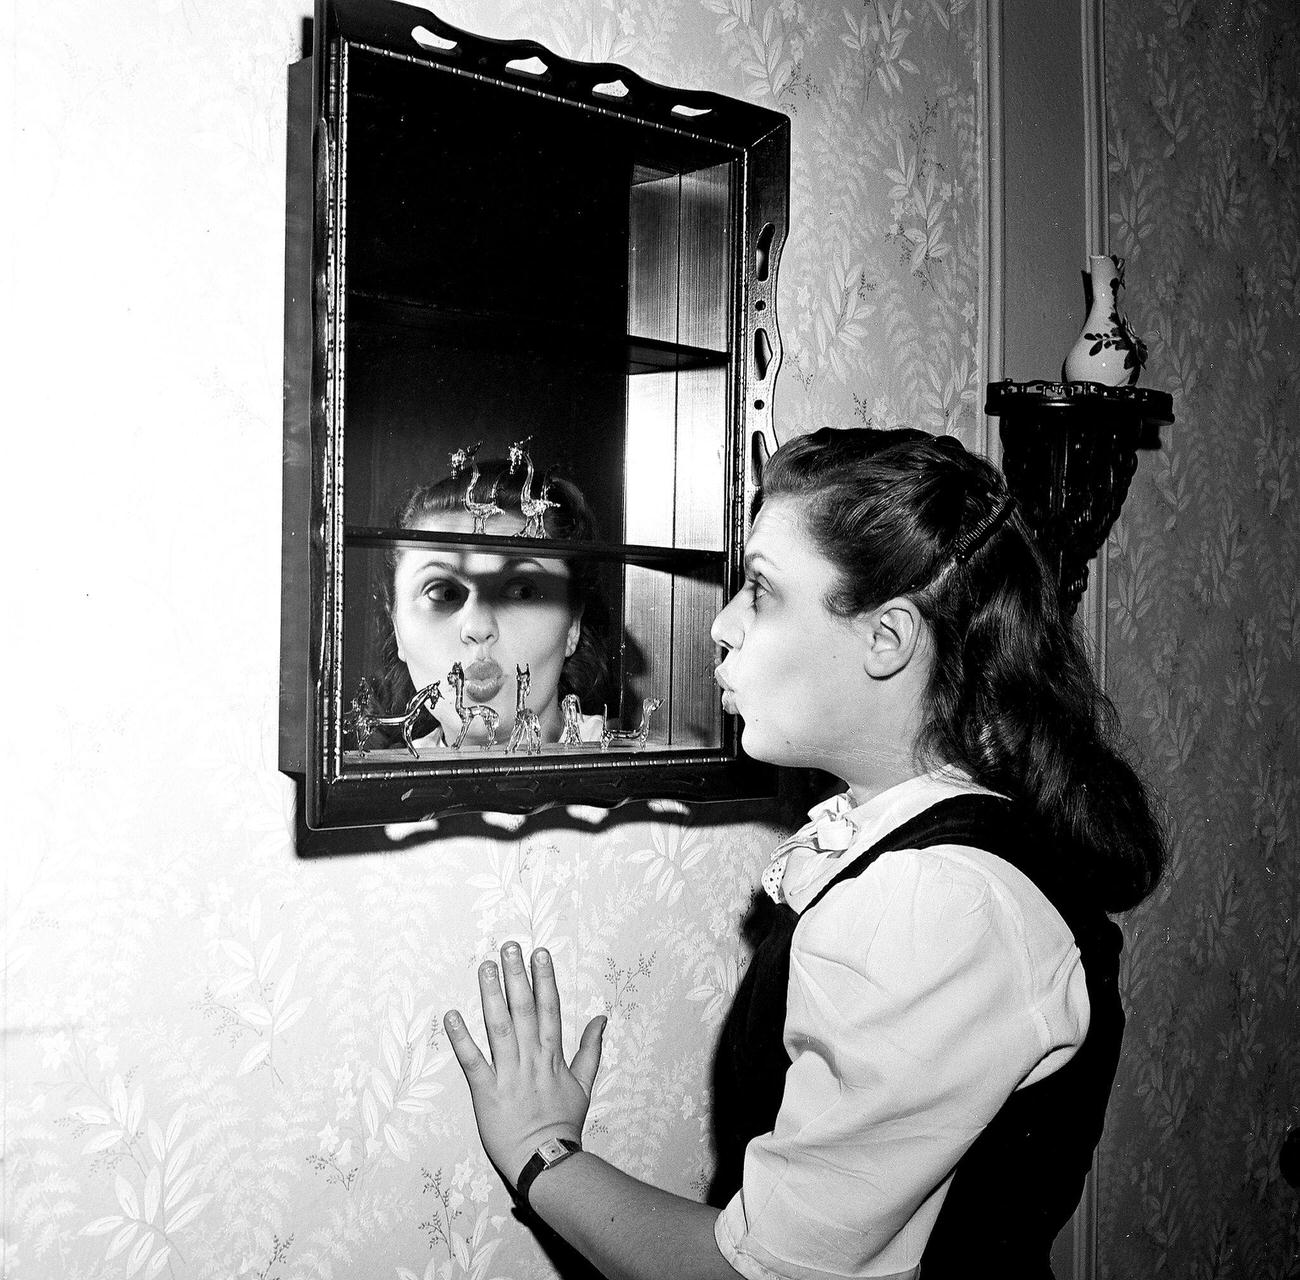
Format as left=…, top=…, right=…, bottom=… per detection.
left=1097, top=0, right=1300, bottom=1275
left=4, top=1, right=984, bottom=1277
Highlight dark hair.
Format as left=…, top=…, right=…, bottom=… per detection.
left=367, top=458, right=611, bottom=724
left=757, top=427, right=1165, bottom=912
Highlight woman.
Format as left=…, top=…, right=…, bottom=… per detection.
left=366, top=458, right=610, bottom=748
left=443, top=428, right=1165, bottom=1279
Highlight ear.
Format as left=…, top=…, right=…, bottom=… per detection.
left=564, top=605, right=584, bottom=660
left=859, top=597, right=925, bottom=679
left=393, top=621, right=407, bottom=665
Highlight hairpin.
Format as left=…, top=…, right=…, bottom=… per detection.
left=951, top=493, right=1016, bottom=566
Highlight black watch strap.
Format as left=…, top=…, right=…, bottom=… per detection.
left=515, top=1137, right=581, bottom=1209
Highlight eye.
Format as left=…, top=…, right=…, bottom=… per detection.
left=747, top=575, right=769, bottom=607
left=422, top=579, right=465, bottom=606
left=501, top=577, right=543, bottom=602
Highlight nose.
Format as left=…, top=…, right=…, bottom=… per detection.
left=711, top=588, right=744, bottom=652
left=459, top=591, right=499, bottom=646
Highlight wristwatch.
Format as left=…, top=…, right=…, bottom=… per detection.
left=515, top=1137, right=581, bottom=1209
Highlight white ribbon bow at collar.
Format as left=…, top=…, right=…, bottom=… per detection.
left=760, top=792, right=860, bottom=906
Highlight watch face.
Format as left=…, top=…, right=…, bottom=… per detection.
left=538, top=1138, right=572, bottom=1163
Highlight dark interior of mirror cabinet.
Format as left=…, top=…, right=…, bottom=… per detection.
left=341, top=50, right=734, bottom=531
left=338, top=46, right=738, bottom=753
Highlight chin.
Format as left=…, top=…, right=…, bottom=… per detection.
left=741, top=722, right=823, bottom=771
left=739, top=722, right=784, bottom=767
left=466, top=708, right=514, bottom=734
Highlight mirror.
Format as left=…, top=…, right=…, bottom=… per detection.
left=281, top=0, right=789, bottom=824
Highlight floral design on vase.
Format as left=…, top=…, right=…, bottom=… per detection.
left=1063, top=253, right=1148, bottom=386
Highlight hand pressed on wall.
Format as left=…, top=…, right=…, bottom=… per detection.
left=444, top=943, right=607, bottom=1192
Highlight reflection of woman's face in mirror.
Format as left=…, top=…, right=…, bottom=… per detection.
left=390, top=510, right=582, bottom=745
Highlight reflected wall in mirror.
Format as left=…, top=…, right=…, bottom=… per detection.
left=280, top=0, right=790, bottom=826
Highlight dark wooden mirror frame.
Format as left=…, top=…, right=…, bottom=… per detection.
left=280, top=0, right=790, bottom=828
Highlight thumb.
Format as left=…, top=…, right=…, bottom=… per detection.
left=570, top=1014, right=607, bottom=1097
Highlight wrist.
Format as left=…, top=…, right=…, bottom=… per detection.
left=512, top=1135, right=583, bottom=1210
left=504, top=1125, right=581, bottom=1188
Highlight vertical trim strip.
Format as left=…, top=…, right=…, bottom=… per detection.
left=1078, top=0, right=1108, bottom=691
left=1076, top=6, right=1107, bottom=1280
left=1081, top=0, right=1109, bottom=257
left=979, top=0, right=1004, bottom=466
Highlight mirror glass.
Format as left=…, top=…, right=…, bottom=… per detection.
left=336, top=46, right=738, bottom=762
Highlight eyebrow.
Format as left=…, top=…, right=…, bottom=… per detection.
left=743, top=550, right=776, bottom=575
left=406, top=556, right=564, bottom=576
left=506, top=558, right=562, bottom=573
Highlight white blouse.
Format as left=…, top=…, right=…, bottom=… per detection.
left=714, top=768, right=1090, bottom=1280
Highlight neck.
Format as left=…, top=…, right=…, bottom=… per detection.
left=836, top=669, right=930, bottom=806
left=536, top=698, right=563, bottom=741
left=840, top=754, right=926, bottom=808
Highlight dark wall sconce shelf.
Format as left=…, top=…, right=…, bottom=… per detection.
left=986, top=380, right=1174, bottom=618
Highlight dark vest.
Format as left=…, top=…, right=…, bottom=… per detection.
left=708, top=795, right=1125, bottom=1279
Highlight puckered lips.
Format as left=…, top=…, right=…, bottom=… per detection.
left=715, top=667, right=738, bottom=716
left=464, top=657, right=505, bottom=703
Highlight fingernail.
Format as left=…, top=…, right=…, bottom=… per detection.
left=446, top=1011, right=462, bottom=1028
left=481, top=961, right=497, bottom=978
left=504, top=943, right=523, bottom=969
left=534, top=948, right=551, bottom=967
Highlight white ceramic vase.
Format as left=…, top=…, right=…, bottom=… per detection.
left=1062, top=254, right=1148, bottom=386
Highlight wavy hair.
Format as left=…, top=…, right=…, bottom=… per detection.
left=757, top=427, right=1165, bottom=912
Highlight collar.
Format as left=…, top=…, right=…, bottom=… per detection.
left=760, top=792, right=860, bottom=905
left=760, top=767, right=989, bottom=909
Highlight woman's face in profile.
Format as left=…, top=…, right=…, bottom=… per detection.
left=390, top=510, right=582, bottom=744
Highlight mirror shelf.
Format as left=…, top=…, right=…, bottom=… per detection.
left=346, top=295, right=732, bottom=375
left=343, top=528, right=727, bottom=568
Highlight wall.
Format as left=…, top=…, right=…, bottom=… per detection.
left=1097, top=0, right=1300, bottom=1275
left=4, top=2, right=984, bottom=1276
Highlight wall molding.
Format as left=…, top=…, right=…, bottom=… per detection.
left=990, top=2, right=1108, bottom=1274
left=978, top=0, right=1004, bottom=466
left=1082, top=0, right=1109, bottom=255
left=1075, top=9, right=1107, bottom=1272
left=1077, top=0, right=1111, bottom=697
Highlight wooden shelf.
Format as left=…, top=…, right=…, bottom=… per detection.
left=346, top=290, right=729, bottom=376
left=344, top=525, right=727, bottom=568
